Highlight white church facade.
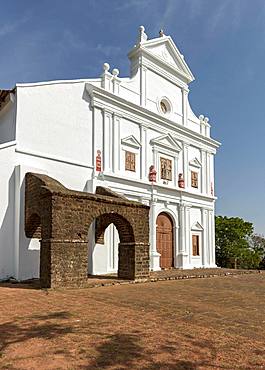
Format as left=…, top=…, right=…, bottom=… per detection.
left=0, top=27, right=220, bottom=281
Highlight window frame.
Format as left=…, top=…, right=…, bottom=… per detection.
left=160, top=156, right=172, bottom=181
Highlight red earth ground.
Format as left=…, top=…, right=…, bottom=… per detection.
left=0, top=273, right=264, bottom=369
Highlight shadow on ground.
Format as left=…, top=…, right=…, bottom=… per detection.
left=82, top=332, right=220, bottom=370
left=0, top=311, right=72, bottom=354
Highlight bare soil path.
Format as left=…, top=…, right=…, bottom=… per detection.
left=0, top=273, right=264, bottom=369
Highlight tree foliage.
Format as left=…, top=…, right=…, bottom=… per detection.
left=215, top=216, right=265, bottom=269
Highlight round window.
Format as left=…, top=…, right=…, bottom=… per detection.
left=159, top=98, right=171, bottom=115
left=160, top=101, right=168, bottom=114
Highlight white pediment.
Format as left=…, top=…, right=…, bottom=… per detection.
left=142, top=36, right=194, bottom=82
left=189, top=158, right=202, bottom=168
left=121, top=135, right=141, bottom=149
left=191, top=222, right=204, bottom=231
left=150, top=133, right=182, bottom=153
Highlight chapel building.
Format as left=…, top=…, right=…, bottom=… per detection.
left=0, top=27, right=220, bottom=281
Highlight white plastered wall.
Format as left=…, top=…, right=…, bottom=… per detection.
left=0, top=145, right=16, bottom=279
left=14, top=153, right=93, bottom=280
left=16, top=82, right=93, bottom=167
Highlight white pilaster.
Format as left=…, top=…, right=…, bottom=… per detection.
left=181, top=88, right=189, bottom=126
left=149, top=192, right=161, bottom=271
left=103, top=109, right=113, bottom=172
left=140, top=66, right=147, bottom=107
left=183, top=143, right=189, bottom=189
left=201, top=209, right=208, bottom=267
left=177, top=202, right=189, bottom=268
left=112, top=113, right=121, bottom=173
left=206, top=151, right=211, bottom=195
left=174, top=221, right=179, bottom=268
left=209, top=210, right=217, bottom=267
left=185, top=205, right=192, bottom=267
left=140, top=125, right=147, bottom=180
left=201, top=149, right=207, bottom=194
left=173, top=155, right=178, bottom=187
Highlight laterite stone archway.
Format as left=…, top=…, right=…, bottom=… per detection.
left=25, top=173, right=150, bottom=289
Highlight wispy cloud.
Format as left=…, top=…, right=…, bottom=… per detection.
left=159, top=0, right=178, bottom=30
left=206, top=0, right=245, bottom=35
left=0, top=14, right=31, bottom=38
left=116, top=0, right=152, bottom=11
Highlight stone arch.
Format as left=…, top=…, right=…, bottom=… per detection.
left=24, top=173, right=150, bottom=288
left=95, top=212, right=135, bottom=244
left=25, top=213, right=41, bottom=239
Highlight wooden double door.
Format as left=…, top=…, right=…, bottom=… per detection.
left=156, top=212, right=174, bottom=268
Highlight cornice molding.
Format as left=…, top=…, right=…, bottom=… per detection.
left=86, top=83, right=221, bottom=151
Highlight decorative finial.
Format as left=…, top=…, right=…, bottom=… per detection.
left=204, top=117, right=209, bottom=124
left=199, top=115, right=204, bottom=121
left=103, top=63, right=110, bottom=72
left=138, top=25, right=148, bottom=43
left=112, top=68, right=119, bottom=77
left=159, top=29, right=164, bottom=37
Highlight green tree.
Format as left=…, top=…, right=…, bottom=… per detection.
left=215, top=216, right=256, bottom=268
left=249, top=234, right=265, bottom=269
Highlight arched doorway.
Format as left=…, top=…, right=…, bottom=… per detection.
left=88, top=221, right=119, bottom=275
left=25, top=173, right=150, bottom=288
left=156, top=212, right=174, bottom=268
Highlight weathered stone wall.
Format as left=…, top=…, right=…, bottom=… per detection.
left=25, top=172, right=150, bottom=288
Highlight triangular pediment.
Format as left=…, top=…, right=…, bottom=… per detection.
left=191, top=222, right=204, bottom=231
left=121, top=135, right=141, bottom=149
left=189, top=158, right=202, bottom=168
left=150, top=133, right=182, bottom=153
left=142, top=36, right=194, bottom=82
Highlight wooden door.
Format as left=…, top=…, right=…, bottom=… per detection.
left=156, top=212, right=174, bottom=268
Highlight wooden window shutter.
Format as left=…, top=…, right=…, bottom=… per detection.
left=160, top=157, right=172, bottom=181
left=191, top=171, right=198, bottom=188
left=192, top=235, right=199, bottom=256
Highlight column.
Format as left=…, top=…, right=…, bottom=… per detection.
left=140, top=66, right=147, bottom=107
left=209, top=209, right=216, bottom=267
left=181, top=87, right=189, bottom=126
left=201, top=209, right=208, bottom=267
left=140, top=125, right=147, bottom=180
left=174, top=221, right=179, bottom=268
left=149, top=195, right=161, bottom=271
left=103, top=109, right=113, bottom=172
left=177, top=202, right=190, bottom=268
left=112, top=113, right=121, bottom=173
left=206, top=151, right=211, bottom=195
left=185, top=205, right=192, bottom=267
left=174, top=155, right=178, bottom=187
left=183, top=143, right=189, bottom=188
left=201, top=149, right=207, bottom=194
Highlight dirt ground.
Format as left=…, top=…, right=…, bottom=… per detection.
left=0, top=273, right=264, bottom=370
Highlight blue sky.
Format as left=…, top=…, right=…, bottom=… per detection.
left=1, top=0, right=265, bottom=233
